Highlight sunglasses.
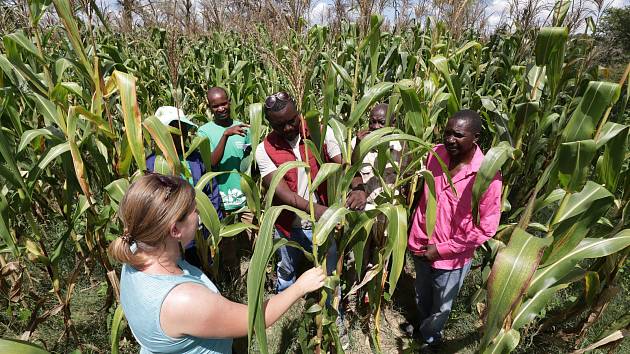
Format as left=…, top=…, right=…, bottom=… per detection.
left=264, top=91, right=291, bottom=110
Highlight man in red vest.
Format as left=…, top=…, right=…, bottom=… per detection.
left=255, top=91, right=367, bottom=292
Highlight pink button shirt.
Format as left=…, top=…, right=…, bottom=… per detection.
left=408, top=144, right=502, bottom=270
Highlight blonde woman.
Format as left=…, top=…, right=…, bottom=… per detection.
left=109, top=173, right=325, bottom=354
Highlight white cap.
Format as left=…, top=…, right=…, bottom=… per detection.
left=154, top=106, right=197, bottom=128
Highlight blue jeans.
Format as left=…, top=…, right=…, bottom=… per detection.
left=413, top=256, right=471, bottom=344
left=274, top=227, right=337, bottom=292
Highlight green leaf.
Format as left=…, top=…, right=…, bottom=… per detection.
left=310, top=163, right=342, bottom=193
left=312, top=204, right=350, bottom=247
left=347, top=82, right=395, bottom=128
left=472, top=142, right=515, bottom=224
left=553, top=181, right=613, bottom=224
left=430, top=55, right=460, bottom=113
left=534, top=27, right=568, bottom=97
left=143, top=116, right=180, bottom=175
left=52, top=0, right=91, bottom=73
left=110, top=304, right=126, bottom=354
left=31, top=94, right=66, bottom=133
left=512, top=283, right=569, bottom=330
left=105, top=178, right=130, bottom=206
left=552, top=0, right=571, bottom=26
left=0, top=193, right=18, bottom=257
left=398, top=83, right=424, bottom=137
left=482, top=329, right=520, bottom=354
left=220, top=222, right=257, bottom=238
left=247, top=205, right=310, bottom=352
left=481, top=228, right=552, bottom=347
left=418, top=170, right=437, bottom=239
left=248, top=103, right=263, bottom=166
left=264, top=161, right=309, bottom=210
left=562, top=81, right=621, bottom=143
left=38, top=142, right=70, bottom=169
left=556, top=140, right=597, bottom=192
left=596, top=123, right=628, bottom=190
left=195, top=189, right=221, bottom=246
left=106, top=70, right=145, bottom=171
left=0, top=339, right=50, bottom=354
left=528, top=230, right=630, bottom=296
left=3, top=30, right=44, bottom=61
left=377, top=203, right=408, bottom=298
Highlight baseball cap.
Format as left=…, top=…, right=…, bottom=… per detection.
left=154, top=106, right=198, bottom=128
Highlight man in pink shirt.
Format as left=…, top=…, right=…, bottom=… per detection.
left=407, top=110, right=502, bottom=349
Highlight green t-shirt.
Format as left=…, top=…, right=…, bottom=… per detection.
left=198, top=120, right=250, bottom=211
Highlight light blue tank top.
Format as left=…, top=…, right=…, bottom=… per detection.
left=120, top=259, right=233, bottom=354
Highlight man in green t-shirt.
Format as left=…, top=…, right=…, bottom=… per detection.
left=198, top=87, right=252, bottom=278
left=198, top=87, right=250, bottom=211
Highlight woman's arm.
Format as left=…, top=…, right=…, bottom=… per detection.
left=160, top=267, right=325, bottom=339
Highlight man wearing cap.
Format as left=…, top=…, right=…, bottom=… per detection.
left=146, top=106, right=223, bottom=268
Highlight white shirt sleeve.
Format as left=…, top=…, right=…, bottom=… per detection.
left=255, top=143, right=277, bottom=178
left=324, top=127, right=342, bottom=159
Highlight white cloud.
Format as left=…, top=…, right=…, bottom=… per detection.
left=310, top=2, right=332, bottom=25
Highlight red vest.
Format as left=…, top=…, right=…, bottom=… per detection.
left=263, top=130, right=329, bottom=237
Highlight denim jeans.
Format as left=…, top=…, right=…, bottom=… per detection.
left=413, top=256, right=471, bottom=344
left=274, top=227, right=337, bottom=293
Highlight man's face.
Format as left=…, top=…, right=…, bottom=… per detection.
left=443, top=118, right=478, bottom=158
left=267, top=103, right=301, bottom=141
left=368, top=108, right=388, bottom=131
left=208, top=91, right=230, bottom=120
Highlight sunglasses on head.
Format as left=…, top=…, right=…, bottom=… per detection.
left=265, top=91, right=291, bottom=110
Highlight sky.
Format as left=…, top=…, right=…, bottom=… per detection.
left=97, top=0, right=630, bottom=30
left=309, top=0, right=630, bottom=29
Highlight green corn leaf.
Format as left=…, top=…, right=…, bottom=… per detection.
left=481, top=228, right=552, bottom=347
left=3, top=30, right=44, bottom=61
left=418, top=170, right=437, bottom=239
left=528, top=230, right=630, bottom=296
left=312, top=204, right=350, bottom=247
left=430, top=55, right=460, bottom=113
left=143, top=115, right=180, bottom=175
left=534, top=27, right=568, bottom=97
left=247, top=205, right=309, bottom=352
left=195, top=189, right=221, bottom=246
left=512, top=283, right=569, bottom=330
left=240, top=173, right=261, bottom=218
left=38, top=142, right=70, bottom=169
left=31, top=93, right=67, bottom=134
left=185, top=135, right=209, bottom=158
left=398, top=83, right=424, bottom=137
left=482, top=329, right=520, bottom=354
left=67, top=107, right=91, bottom=199
left=377, top=203, right=408, bottom=298
left=472, top=142, right=515, bottom=224
left=596, top=123, right=628, bottom=190
left=552, top=0, right=571, bottom=26
left=152, top=155, right=170, bottom=175
left=106, top=70, right=145, bottom=171
left=248, top=103, right=263, bottom=165
left=347, top=82, right=395, bottom=128
left=310, top=163, right=342, bottom=193
left=110, top=304, right=126, bottom=354
left=220, top=222, right=257, bottom=238
left=328, top=57, right=352, bottom=88
left=322, top=60, right=336, bottom=133
left=556, top=140, right=597, bottom=192
left=105, top=178, right=129, bottom=206
left=0, top=339, right=49, bottom=354
left=595, top=122, right=628, bottom=149
left=0, top=193, right=18, bottom=257
left=17, top=128, right=60, bottom=152
left=553, top=181, right=613, bottom=224
left=195, top=171, right=227, bottom=192
left=52, top=0, right=92, bottom=73
left=264, top=161, right=309, bottom=210
left=562, top=81, right=621, bottom=143
left=328, top=118, right=348, bottom=163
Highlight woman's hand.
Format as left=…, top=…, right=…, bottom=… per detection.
left=294, top=267, right=326, bottom=296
